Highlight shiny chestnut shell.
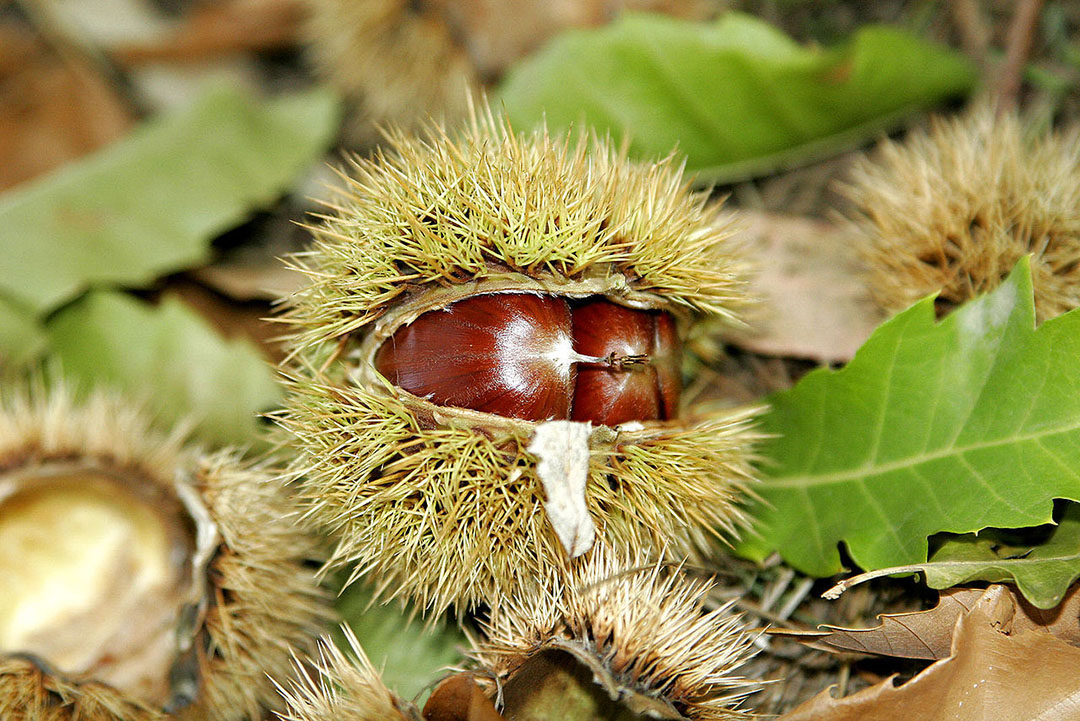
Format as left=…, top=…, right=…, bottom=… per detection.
left=374, top=293, right=681, bottom=425
left=374, top=294, right=574, bottom=421
left=571, top=299, right=681, bottom=426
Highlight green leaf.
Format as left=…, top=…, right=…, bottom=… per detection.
left=0, top=294, right=46, bottom=369
left=336, top=584, right=466, bottom=703
left=923, top=504, right=1080, bottom=608
left=499, top=12, right=976, bottom=182
left=739, top=258, right=1080, bottom=583
left=44, top=290, right=280, bottom=446
left=0, top=84, right=340, bottom=315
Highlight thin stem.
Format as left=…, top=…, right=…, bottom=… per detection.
left=995, top=0, right=1046, bottom=111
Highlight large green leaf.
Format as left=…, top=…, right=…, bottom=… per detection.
left=45, top=291, right=280, bottom=446
left=499, top=12, right=976, bottom=182
left=336, top=584, right=466, bottom=703
left=0, top=294, right=46, bottom=369
left=922, top=505, right=1080, bottom=608
left=0, top=84, right=340, bottom=314
left=739, top=258, right=1080, bottom=580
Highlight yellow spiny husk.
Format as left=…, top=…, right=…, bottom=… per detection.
left=0, top=385, right=330, bottom=721
left=187, top=452, right=332, bottom=721
left=303, top=0, right=715, bottom=143
left=303, top=0, right=476, bottom=143
left=472, top=545, right=759, bottom=720
left=277, top=109, right=759, bottom=615
left=845, top=107, right=1080, bottom=321
left=273, top=628, right=420, bottom=721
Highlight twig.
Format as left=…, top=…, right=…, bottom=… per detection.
left=822, top=565, right=929, bottom=600
left=777, top=576, right=815, bottom=621
left=995, top=0, right=1046, bottom=111
left=950, top=0, right=991, bottom=69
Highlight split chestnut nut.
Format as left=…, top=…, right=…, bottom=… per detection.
left=374, top=293, right=681, bottom=426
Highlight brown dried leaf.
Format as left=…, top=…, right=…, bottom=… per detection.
left=803, top=584, right=1080, bottom=660
left=0, top=23, right=132, bottom=191
left=778, top=604, right=1080, bottom=721
left=727, top=211, right=883, bottom=364
left=110, top=0, right=306, bottom=64
left=422, top=674, right=505, bottom=721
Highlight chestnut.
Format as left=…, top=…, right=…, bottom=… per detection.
left=375, top=293, right=575, bottom=422
left=277, top=113, right=758, bottom=615
left=374, top=293, right=682, bottom=425
left=571, top=298, right=681, bottom=426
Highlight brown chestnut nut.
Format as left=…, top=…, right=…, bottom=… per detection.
left=571, top=299, right=681, bottom=426
left=374, top=293, right=682, bottom=425
left=374, top=293, right=575, bottom=421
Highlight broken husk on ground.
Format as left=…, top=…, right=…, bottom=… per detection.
left=0, top=384, right=329, bottom=720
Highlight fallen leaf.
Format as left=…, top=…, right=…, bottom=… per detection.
left=737, top=258, right=1080, bottom=612
left=726, top=211, right=883, bottom=363
left=807, top=583, right=1080, bottom=659
left=0, top=21, right=133, bottom=191
left=0, top=294, right=45, bottom=369
left=822, top=504, right=1080, bottom=610
left=0, top=83, right=340, bottom=315
left=166, top=278, right=285, bottom=362
left=44, top=290, right=280, bottom=447
left=778, top=604, right=1080, bottom=720
left=335, top=584, right=467, bottom=703
left=500, top=13, right=976, bottom=182
left=923, top=504, right=1080, bottom=609
left=423, top=674, right=505, bottom=721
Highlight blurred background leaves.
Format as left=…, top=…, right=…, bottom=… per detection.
left=499, top=12, right=977, bottom=183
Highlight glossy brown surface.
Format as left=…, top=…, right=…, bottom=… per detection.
left=572, top=299, right=662, bottom=426
left=375, top=293, right=575, bottom=421
left=653, top=311, right=683, bottom=419
left=374, top=293, right=682, bottom=425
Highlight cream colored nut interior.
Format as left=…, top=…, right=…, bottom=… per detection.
left=0, top=464, right=196, bottom=707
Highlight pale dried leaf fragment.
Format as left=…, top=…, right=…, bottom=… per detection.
left=528, top=421, right=596, bottom=558
left=778, top=605, right=1080, bottom=721
left=725, top=211, right=882, bottom=364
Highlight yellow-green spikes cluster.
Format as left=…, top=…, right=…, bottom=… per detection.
left=277, top=110, right=758, bottom=616
left=274, top=629, right=418, bottom=721
left=282, top=110, right=750, bottom=355
left=472, top=546, right=759, bottom=720
left=279, top=376, right=758, bottom=613
left=846, top=107, right=1080, bottom=322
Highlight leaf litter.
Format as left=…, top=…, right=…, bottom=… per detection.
left=776, top=584, right=1080, bottom=660
left=776, top=593, right=1080, bottom=720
